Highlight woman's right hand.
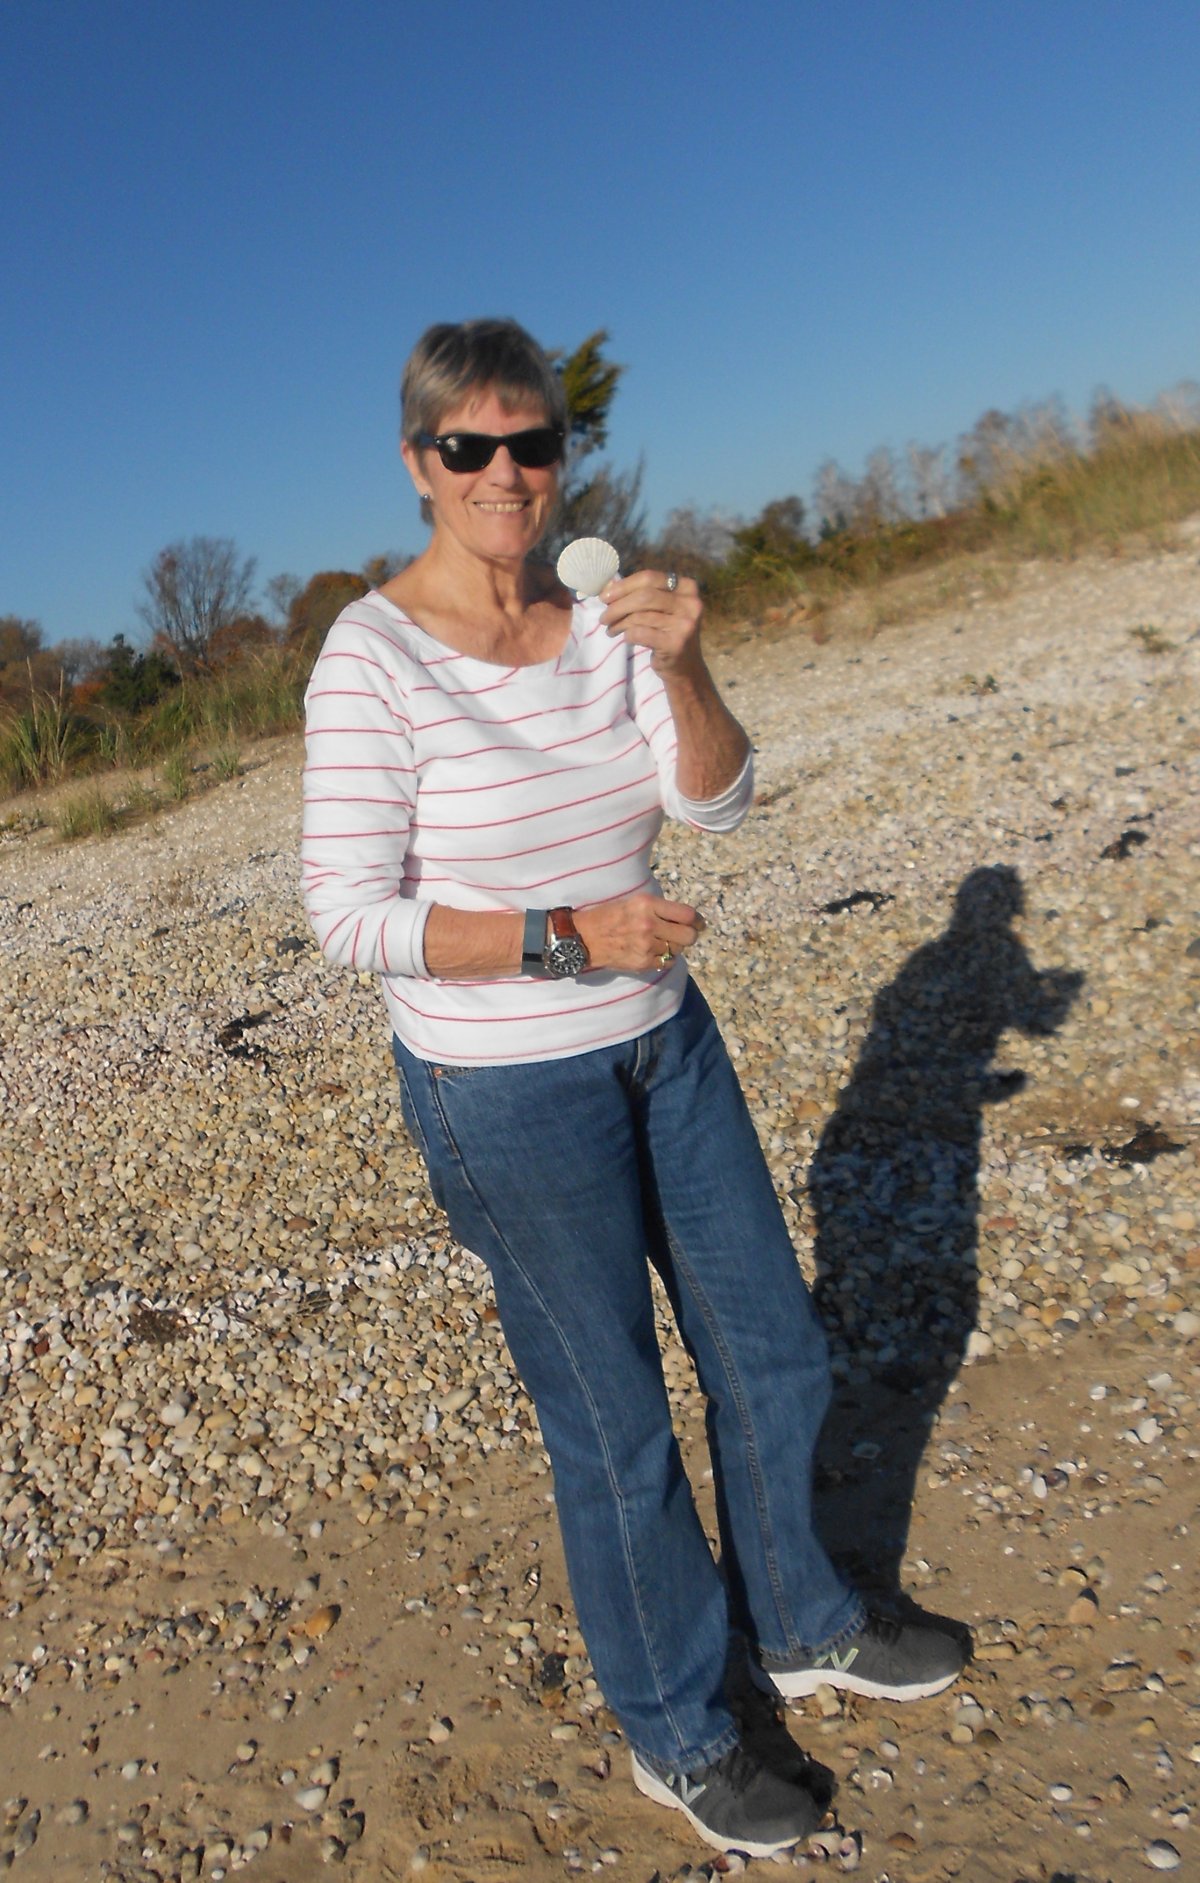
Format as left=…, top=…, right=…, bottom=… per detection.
left=576, top=894, right=705, bottom=973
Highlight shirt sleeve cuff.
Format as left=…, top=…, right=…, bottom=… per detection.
left=676, top=752, right=755, bottom=832
left=382, top=899, right=434, bottom=978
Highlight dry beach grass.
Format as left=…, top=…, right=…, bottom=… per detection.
left=1, top=531, right=1198, bottom=1880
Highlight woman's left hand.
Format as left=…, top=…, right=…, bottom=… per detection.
left=600, top=570, right=703, bottom=677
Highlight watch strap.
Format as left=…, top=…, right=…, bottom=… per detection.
left=522, top=907, right=548, bottom=966
left=547, top=907, right=581, bottom=946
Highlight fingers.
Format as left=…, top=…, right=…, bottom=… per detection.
left=655, top=896, right=705, bottom=944
left=575, top=894, right=705, bottom=974
left=600, top=569, right=699, bottom=632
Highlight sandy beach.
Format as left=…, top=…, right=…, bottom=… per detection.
left=1, top=533, right=1198, bottom=1882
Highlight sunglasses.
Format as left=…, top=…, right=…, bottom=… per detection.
left=416, top=425, right=565, bottom=473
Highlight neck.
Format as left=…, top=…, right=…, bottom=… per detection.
left=419, top=531, right=541, bottom=617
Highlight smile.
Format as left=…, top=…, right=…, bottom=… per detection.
left=475, top=500, right=531, bottom=513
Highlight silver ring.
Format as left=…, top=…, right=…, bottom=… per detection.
left=665, top=571, right=678, bottom=593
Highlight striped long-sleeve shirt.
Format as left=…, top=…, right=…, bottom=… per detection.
left=301, top=592, right=753, bottom=1064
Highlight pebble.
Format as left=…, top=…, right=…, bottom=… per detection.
left=1145, top=1841, right=1181, bottom=1870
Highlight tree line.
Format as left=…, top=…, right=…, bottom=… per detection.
left=5, top=348, right=1200, bottom=731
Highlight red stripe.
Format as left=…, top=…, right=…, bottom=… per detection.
left=414, top=673, right=625, bottom=737
left=417, top=733, right=643, bottom=792
left=415, top=715, right=625, bottom=769
left=307, top=794, right=421, bottom=806
left=385, top=972, right=671, bottom=1026
left=577, top=873, right=657, bottom=909
left=403, top=835, right=652, bottom=893
left=318, top=910, right=354, bottom=948
left=312, top=651, right=402, bottom=683
left=306, top=725, right=412, bottom=739
left=304, top=764, right=417, bottom=776
left=411, top=804, right=653, bottom=866
left=416, top=769, right=656, bottom=831
left=302, top=828, right=412, bottom=842
left=390, top=1001, right=678, bottom=1061
left=409, top=672, right=525, bottom=701
left=307, top=688, right=409, bottom=713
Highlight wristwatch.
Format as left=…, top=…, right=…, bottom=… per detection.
left=543, top=906, right=590, bottom=978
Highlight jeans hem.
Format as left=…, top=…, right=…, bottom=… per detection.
left=758, top=1593, right=868, bottom=1670
left=630, top=1718, right=742, bottom=1782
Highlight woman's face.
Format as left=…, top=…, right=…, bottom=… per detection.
left=403, top=386, right=561, bottom=567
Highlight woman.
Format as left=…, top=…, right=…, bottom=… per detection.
left=302, top=318, right=965, bottom=1857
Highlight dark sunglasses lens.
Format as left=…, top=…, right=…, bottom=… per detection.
left=438, top=434, right=494, bottom=471
left=508, top=428, right=563, bottom=468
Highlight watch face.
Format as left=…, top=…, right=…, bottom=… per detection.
left=546, top=937, right=588, bottom=977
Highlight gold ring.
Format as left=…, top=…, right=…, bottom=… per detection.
left=658, top=948, right=673, bottom=966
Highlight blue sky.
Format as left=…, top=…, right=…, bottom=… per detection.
left=3, top=0, right=1198, bottom=648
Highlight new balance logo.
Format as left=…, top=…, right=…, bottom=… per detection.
left=676, top=1776, right=708, bottom=1807
left=817, top=1646, right=860, bottom=1673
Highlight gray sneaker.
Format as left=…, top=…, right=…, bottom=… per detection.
left=759, top=1610, right=969, bottom=1702
left=631, top=1740, right=825, bottom=1856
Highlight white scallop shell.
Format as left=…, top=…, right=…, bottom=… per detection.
left=556, top=537, right=620, bottom=598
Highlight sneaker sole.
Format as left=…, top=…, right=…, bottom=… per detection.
left=630, top=1754, right=811, bottom=1858
left=759, top=1664, right=961, bottom=1702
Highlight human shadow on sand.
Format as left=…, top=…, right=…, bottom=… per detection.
left=807, top=864, right=1083, bottom=1605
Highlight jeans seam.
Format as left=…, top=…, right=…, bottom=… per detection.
left=424, top=1069, right=694, bottom=1762
left=659, top=1217, right=801, bottom=1656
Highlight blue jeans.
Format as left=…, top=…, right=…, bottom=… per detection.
left=392, top=979, right=861, bottom=1774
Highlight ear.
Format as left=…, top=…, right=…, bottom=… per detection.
left=400, top=437, right=432, bottom=502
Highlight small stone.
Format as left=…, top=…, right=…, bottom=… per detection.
left=1145, top=1841, right=1181, bottom=1870
left=294, top=1785, right=329, bottom=1812
left=292, top=1604, right=340, bottom=1640
left=56, top=1800, right=89, bottom=1826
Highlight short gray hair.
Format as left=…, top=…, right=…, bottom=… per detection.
left=400, top=318, right=567, bottom=445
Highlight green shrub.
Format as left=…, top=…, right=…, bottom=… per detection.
left=54, top=786, right=120, bottom=841
left=0, top=687, right=96, bottom=789
left=211, top=745, right=242, bottom=781
left=163, top=751, right=192, bottom=800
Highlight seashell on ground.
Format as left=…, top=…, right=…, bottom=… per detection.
left=556, top=537, right=620, bottom=597
left=290, top=1603, right=340, bottom=1640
